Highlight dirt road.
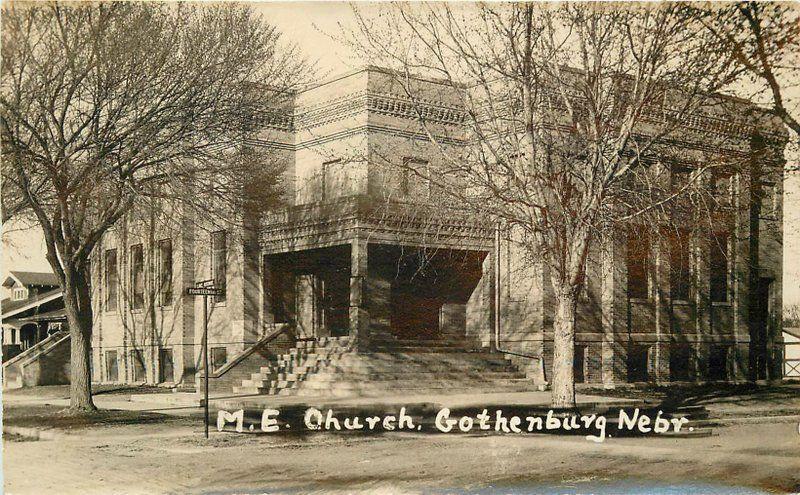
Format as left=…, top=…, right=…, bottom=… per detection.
left=4, top=417, right=799, bottom=494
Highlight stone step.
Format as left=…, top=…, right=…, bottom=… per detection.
left=303, top=370, right=525, bottom=381
left=342, top=351, right=511, bottom=364
left=369, top=345, right=481, bottom=353
left=242, top=377, right=297, bottom=389
left=231, top=335, right=535, bottom=398
left=292, top=381, right=536, bottom=398
left=275, top=351, right=352, bottom=365
left=329, top=359, right=515, bottom=372
left=244, top=369, right=524, bottom=387
left=370, top=339, right=481, bottom=348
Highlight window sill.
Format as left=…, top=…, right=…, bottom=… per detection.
left=628, top=297, right=651, bottom=304
left=671, top=300, right=694, bottom=306
left=711, top=301, right=732, bottom=307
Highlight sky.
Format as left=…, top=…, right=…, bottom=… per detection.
left=2, top=1, right=798, bottom=306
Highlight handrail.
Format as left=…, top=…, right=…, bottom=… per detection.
left=201, top=324, right=292, bottom=379
left=2, top=330, right=69, bottom=368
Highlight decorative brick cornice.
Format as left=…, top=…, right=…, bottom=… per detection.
left=296, top=124, right=465, bottom=149
left=294, top=91, right=467, bottom=131
left=286, top=86, right=785, bottom=144
left=259, top=195, right=492, bottom=251
left=248, top=82, right=786, bottom=155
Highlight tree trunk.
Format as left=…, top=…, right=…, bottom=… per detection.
left=63, top=272, right=96, bottom=411
left=551, top=289, right=577, bottom=409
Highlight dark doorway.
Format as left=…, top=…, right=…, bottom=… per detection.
left=627, top=344, right=649, bottom=383
left=158, top=348, right=174, bottom=383
left=391, top=285, right=441, bottom=339
left=264, top=245, right=351, bottom=339
left=19, top=324, right=38, bottom=350
left=669, top=343, right=692, bottom=382
left=750, top=277, right=771, bottom=380
left=709, top=345, right=729, bottom=381
left=374, top=246, right=485, bottom=341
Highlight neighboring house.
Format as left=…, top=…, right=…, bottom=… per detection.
left=783, top=327, right=800, bottom=379
left=1, top=271, right=65, bottom=362
left=79, top=67, right=786, bottom=395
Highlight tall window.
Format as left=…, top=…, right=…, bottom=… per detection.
left=401, top=157, right=431, bottom=199
left=626, top=232, right=649, bottom=299
left=158, top=348, right=174, bottom=383
left=711, top=172, right=732, bottom=204
left=158, top=239, right=173, bottom=306
left=669, top=229, right=691, bottom=301
left=105, top=350, right=119, bottom=382
left=671, top=166, right=693, bottom=191
left=212, top=231, right=227, bottom=302
left=130, top=244, right=144, bottom=310
left=321, top=159, right=344, bottom=201
left=105, top=249, right=118, bottom=311
left=130, top=349, right=146, bottom=382
left=710, top=231, right=729, bottom=303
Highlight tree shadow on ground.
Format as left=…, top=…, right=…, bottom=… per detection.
left=2, top=404, right=193, bottom=430
left=583, top=382, right=800, bottom=413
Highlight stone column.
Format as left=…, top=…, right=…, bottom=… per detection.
left=694, top=219, right=711, bottom=383
left=350, top=238, right=370, bottom=351
left=261, top=256, right=275, bottom=326
left=652, top=238, right=671, bottom=384
left=241, top=230, right=262, bottom=345
left=179, top=204, right=196, bottom=388
left=732, top=171, right=752, bottom=381
left=601, top=231, right=628, bottom=387
left=295, top=273, right=318, bottom=339
left=466, top=253, right=494, bottom=348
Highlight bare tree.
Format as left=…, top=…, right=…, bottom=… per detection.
left=699, top=2, right=800, bottom=143
left=0, top=2, right=306, bottom=410
left=348, top=3, right=776, bottom=407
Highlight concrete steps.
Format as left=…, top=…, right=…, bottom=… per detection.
left=292, top=378, right=534, bottom=398
left=231, top=333, right=539, bottom=398
left=232, top=337, right=354, bottom=395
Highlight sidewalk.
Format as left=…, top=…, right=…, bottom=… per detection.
left=5, top=389, right=639, bottom=417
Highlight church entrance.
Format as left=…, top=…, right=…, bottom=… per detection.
left=371, top=245, right=485, bottom=341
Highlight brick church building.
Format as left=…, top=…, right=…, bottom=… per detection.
left=85, top=67, right=787, bottom=397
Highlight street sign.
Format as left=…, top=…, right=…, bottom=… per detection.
left=185, top=281, right=224, bottom=439
left=186, top=287, right=224, bottom=296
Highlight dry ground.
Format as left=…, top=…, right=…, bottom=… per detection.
left=3, top=403, right=799, bottom=495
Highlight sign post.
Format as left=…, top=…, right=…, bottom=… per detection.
left=186, top=282, right=224, bottom=438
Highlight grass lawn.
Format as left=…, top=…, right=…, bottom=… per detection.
left=2, top=403, right=195, bottom=430
left=3, top=384, right=172, bottom=400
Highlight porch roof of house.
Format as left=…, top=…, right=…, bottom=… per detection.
left=1, top=288, right=63, bottom=320
left=10, top=307, right=67, bottom=324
